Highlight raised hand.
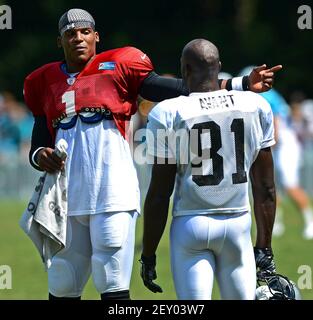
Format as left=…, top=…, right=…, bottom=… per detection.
left=248, top=64, right=283, bottom=93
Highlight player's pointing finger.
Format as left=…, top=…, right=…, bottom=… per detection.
left=253, top=64, right=267, bottom=73
left=267, top=65, right=283, bottom=73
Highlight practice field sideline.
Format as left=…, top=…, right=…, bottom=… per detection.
left=0, top=199, right=313, bottom=300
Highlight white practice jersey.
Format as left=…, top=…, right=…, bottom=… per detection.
left=56, top=118, right=140, bottom=216
left=147, top=89, right=275, bottom=217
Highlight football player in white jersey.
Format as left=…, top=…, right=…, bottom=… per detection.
left=140, top=39, right=278, bottom=299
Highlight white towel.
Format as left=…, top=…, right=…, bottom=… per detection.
left=19, top=139, right=68, bottom=269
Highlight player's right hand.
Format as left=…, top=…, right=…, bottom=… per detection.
left=37, top=147, right=65, bottom=173
left=139, top=254, right=163, bottom=293
left=254, top=247, right=277, bottom=280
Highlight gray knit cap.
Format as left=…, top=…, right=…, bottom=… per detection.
left=58, top=8, right=95, bottom=35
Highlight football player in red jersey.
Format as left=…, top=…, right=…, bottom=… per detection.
left=23, top=8, right=282, bottom=300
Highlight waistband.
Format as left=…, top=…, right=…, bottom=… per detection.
left=53, top=108, right=114, bottom=130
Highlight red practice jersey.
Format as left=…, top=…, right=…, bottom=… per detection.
left=24, top=46, right=153, bottom=140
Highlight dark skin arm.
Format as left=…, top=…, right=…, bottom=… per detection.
left=142, top=159, right=177, bottom=257
left=140, top=65, right=283, bottom=103
left=30, top=115, right=64, bottom=173
left=250, top=147, right=276, bottom=248
left=140, top=160, right=176, bottom=291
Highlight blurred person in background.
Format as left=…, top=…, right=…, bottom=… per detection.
left=301, top=99, right=313, bottom=142
left=264, top=89, right=313, bottom=240
left=289, top=92, right=313, bottom=146
left=0, top=92, right=23, bottom=163
left=0, top=91, right=33, bottom=163
left=239, top=67, right=313, bottom=239
left=289, top=93, right=313, bottom=207
left=289, top=92, right=308, bottom=145
left=0, top=91, right=36, bottom=199
left=133, top=97, right=154, bottom=207
left=4, top=91, right=33, bottom=160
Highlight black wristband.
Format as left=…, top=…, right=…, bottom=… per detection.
left=225, top=79, right=232, bottom=91
left=242, top=75, right=250, bottom=91
left=254, top=247, right=273, bottom=256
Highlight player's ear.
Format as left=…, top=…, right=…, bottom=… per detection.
left=57, top=36, right=62, bottom=48
left=219, top=61, right=222, bottom=72
left=95, top=31, right=100, bottom=43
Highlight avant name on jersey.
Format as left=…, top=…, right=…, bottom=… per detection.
left=147, top=89, right=275, bottom=217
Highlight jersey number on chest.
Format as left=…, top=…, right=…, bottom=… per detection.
left=191, top=118, right=247, bottom=186
left=62, top=90, right=76, bottom=115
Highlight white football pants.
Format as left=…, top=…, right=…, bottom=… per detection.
left=170, top=212, right=256, bottom=300
left=48, top=211, right=138, bottom=297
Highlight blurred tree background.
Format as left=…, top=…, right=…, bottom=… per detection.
left=0, top=0, right=312, bottom=101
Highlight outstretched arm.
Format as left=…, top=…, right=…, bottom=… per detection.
left=139, top=72, right=231, bottom=101
left=139, top=72, right=188, bottom=102
left=139, top=65, right=282, bottom=102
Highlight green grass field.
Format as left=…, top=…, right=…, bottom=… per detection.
left=1, top=198, right=313, bottom=300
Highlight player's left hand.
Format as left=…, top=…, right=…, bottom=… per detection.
left=254, top=247, right=277, bottom=280
left=139, top=254, right=163, bottom=293
left=248, top=64, right=283, bottom=93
